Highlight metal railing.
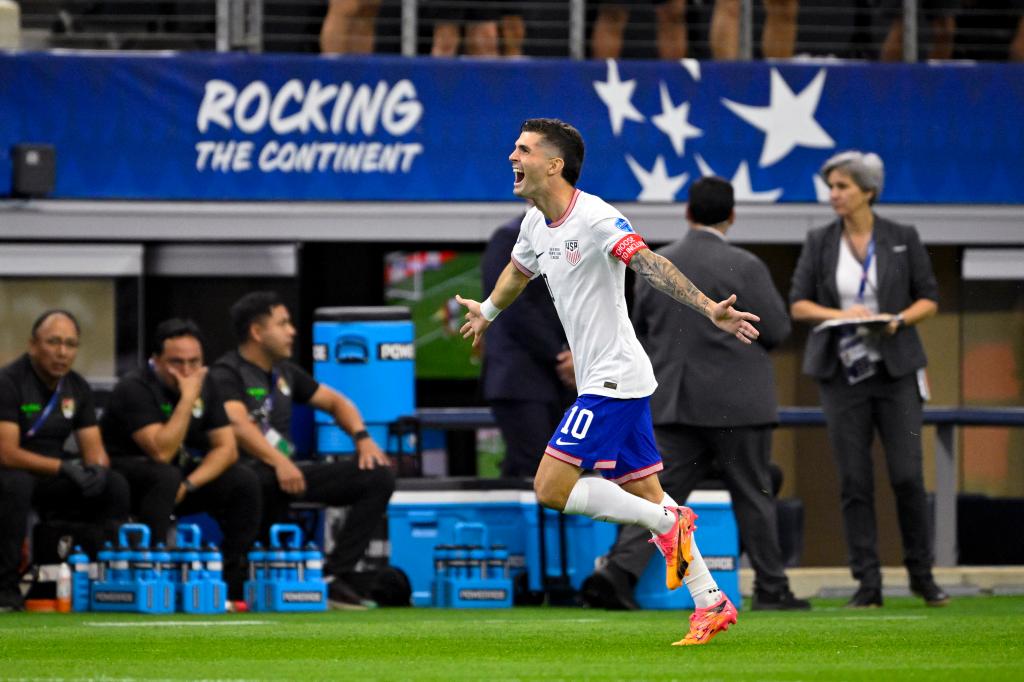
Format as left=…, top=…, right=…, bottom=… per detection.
left=12, top=0, right=1023, bottom=60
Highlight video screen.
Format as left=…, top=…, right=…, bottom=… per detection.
left=385, top=250, right=483, bottom=379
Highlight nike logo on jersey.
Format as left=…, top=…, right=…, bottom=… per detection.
left=555, top=438, right=579, bottom=446
left=535, top=251, right=544, bottom=258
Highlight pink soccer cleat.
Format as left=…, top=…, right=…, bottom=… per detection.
left=649, top=506, right=697, bottom=591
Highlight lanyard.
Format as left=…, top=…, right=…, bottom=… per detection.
left=260, top=369, right=279, bottom=432
left=26, top=376, right=66, bottom=438
left=855, top=237, right=876, bottom=304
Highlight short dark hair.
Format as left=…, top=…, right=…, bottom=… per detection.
left=151, top=318, right=205, bottom=356
left=31, top=309, right=81, bottom=338
left=520, top=118, right=585, bottom=186
left=230, top=291, right=286, bottom=342
left=687, top=176, right=734, bottom=226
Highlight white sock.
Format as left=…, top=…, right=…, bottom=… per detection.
left=650, top=492, right=721, bottom=608
left=562, top=477, right=675, bottom=533
left=682, top=524, right=720, bottom=608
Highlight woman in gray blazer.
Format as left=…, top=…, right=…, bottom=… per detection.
left=789, top=151, right=948, bottom=608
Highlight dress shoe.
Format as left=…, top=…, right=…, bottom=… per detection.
left=580, top=565, right=639, bottom=611
left=751, top=587, right=811, bottom=611
left=845, top=584, right=883, bottom=608
left=910, top=576, right=950, bottom=607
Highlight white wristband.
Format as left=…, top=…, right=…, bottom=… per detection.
left=480, top=297, right=502, bottom=322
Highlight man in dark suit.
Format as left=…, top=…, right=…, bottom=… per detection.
left=582, top=176, right=809, bottom=611
left=481, top=211, right=575, bottom=477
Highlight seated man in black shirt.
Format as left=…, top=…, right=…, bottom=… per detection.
left=210, top=292, right=395, bottom=609
left=0, top=310, right=130, bottom=612
left=102, top=318, right=260, bottom=602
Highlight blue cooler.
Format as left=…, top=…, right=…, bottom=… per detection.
left=634, top=490, right=741, bottom=610
left=388, top=479, right=534, bottom=606
left=313, top=307, right=415, bottom=453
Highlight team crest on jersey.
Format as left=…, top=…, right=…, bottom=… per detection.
left=192, top=398, right=205, bottom=419
left=277, top=376, right=291, bottom=397
left=564, top=240, right=582, bottom=266
left=61, top=398, right=75, bottom=419
left=614, top=218, right=635, bottom=233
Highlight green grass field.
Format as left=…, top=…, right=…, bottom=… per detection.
left=1, top=596, right=1022, bottom=680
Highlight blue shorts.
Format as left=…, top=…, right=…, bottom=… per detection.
left=544, top=394, right=663, bottom=485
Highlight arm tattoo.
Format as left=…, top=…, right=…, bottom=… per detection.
left=629, top=250, right=710, bottom=317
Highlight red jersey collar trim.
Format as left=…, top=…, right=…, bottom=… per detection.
left=546, top=188, right=581, bottom=228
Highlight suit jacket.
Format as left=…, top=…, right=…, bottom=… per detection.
left=481, top=216, right=572, bottom=404
left=633, top=229, right=791, bottom=428
left=788, top=214, right=939, bottom=380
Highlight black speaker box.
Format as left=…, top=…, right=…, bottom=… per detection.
left=11, top=144, right=56, bottom=197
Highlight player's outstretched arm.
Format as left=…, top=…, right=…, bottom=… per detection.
left=629, top=249, right=760, bottom=344
left=456, top=260, right=530, bottom=348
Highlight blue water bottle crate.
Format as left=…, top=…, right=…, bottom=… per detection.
left=245, top=524, right=327, bottom=612
left=175, top=523, right=227, bottom=614
left=90, top=523, right=175, bottom=614
left=433, top=523, right=513, bottom=609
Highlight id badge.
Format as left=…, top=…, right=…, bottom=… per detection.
left=837, top=328, right=877, bottom=385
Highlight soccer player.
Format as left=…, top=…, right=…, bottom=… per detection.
left=456, top=118, right=758, bottom=645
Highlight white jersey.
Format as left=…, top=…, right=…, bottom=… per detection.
left=510, top=189, right=658, bottom=399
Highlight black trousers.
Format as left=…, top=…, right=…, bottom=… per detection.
left=247, top=458, right=395, bottom=576
left=0, top=467, right=130, bottom=593
left=112, top=457, right=261, bottom=599
left=818, top=368, right=933, bottom=586
left=490, top=399, right=566, bottom=478
left=607, top=423, right=791, bottom=594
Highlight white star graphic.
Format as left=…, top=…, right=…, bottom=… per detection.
left=679, top=59, right=701, bottom=81
left=694, top=154, right=783, bottom=203
left=625, top=154, right=689, bottom=202
left=593, top=60, right=645, bottom=136
left=722, top=68, right=835, bottom=168
left=813, top=174, right=831, bottom=202
left=651, top=82, right=703, bottom=157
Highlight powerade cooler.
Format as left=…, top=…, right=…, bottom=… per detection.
left=312, top=307, right=415, bottom=453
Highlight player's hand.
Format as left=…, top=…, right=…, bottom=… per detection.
left=275, top=458, right=307, bottom=495
left=455, top=294, right=491, bottom=348
left=170, top=365, right=207, bottom=402
left=710, top=294, right=760, bottom=345
left=356, top=438, right=390, bottom=470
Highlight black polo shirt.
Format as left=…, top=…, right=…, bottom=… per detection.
left=0, top=353, right=97, bottom=459
left=101, top=365, right=229, bottom=460
left=209, top=350, right=319, bottom=439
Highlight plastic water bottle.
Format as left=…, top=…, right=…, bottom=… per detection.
left=469, top=545, right=486, bottom=579
left=153, top=543, right=174, bottom=585
left=489, top=545, right=510, bottom=579
left=111, top=543, right=130, bottom=583
left=248, top=542, right=266, bottom=582
left=203, top=544, right=223, bottom=583
left=67, top=545, right=91, bottom=612
left=179, top=545, right=201, bottom=583
left=284, top=545, right=302, bottom=582
left=302, top=543, right=322, bottom=584
left=97, top=541, right=114, bottom=583
left=56, top=562, right=72, bottom=613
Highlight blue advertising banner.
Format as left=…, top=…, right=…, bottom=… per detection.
left=1, top=52, right=1022, bottom=203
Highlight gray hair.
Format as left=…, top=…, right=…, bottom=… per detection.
left=820, top=151, right=885, bottom=204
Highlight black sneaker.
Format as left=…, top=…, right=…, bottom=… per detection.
left=910, top=577, right=950, bottom=607
left=0, top=589, right=24, bottom=613
left=751, top=587, right=811, bottom=611
left=845, top=584, right=883, bottom=608
left=580, top=565, right=639, bottom=611
left=328, top=579, right=375, bottom=611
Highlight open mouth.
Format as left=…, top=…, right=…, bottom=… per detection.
left=513, top=168, right=524, bottom=186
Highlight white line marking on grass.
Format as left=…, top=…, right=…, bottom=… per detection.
left=479, top=618, right=604, bottom=624
left=844, top=615, right=928, bottom=621
left=88, top=620, right=271, bottom=627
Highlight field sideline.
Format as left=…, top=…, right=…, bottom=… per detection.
left=1, top=596, right=1021, bottom=681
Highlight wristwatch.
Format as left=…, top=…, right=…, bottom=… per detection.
left=182, top=479, right=198, bottom=495
left=352, top=429, right=371, bottom=442
left=894, top=314, right=907, bottom=330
